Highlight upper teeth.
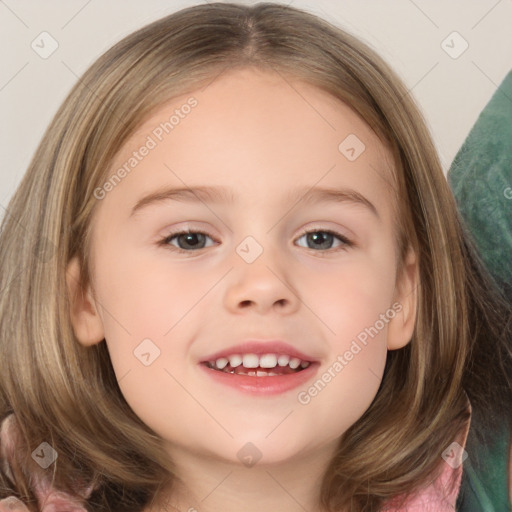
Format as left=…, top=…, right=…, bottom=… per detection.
left=210, top=353, right=310, bottom=370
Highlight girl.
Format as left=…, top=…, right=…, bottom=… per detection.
left=0, top=3, right=511, bottom=511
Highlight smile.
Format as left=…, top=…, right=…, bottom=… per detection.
left=199, top=353, right=319, bottom=396
left=204, top=353, right=311, bottom=376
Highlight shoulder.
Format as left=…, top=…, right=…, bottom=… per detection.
left=382, top=396, right=472, bottom=511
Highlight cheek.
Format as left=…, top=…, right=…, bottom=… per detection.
left=92, top=250, right=204, bottom=430
left=294, top=254, right=394, bottom=437
left=92, top=245, right=223, bottom=403
left=313, top=250, right=397, bottom=344
left=299, top=342, right=387, bottom=446
left=94, top=245, right=206, bottom=341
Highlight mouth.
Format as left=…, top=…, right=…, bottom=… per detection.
left=201, top=353, right=311, bottom=376
left=198, top=352, right=319, bottom=395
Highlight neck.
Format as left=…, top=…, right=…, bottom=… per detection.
left=144, top=439, right=341, bottom=512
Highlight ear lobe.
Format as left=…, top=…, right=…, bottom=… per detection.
left=387, top=245, right=419, bottom=351
left=66, top=256, right=105, bottom=346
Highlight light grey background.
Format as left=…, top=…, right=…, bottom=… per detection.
left=1, top=0, right=511, bottom=209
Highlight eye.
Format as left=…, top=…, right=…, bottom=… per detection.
left=295, top=228, right=353, bottom=252
left=158, top=227, right=354, bottom=254
left=159, top=229, right=218, bottom=252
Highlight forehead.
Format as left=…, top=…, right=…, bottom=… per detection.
left=100, top=67, right=397, bottom=220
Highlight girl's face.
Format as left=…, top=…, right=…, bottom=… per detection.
left=68, top=67, right=417, bottom=466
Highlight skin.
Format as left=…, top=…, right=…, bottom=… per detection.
left=64, top=67, right=419, bottom=512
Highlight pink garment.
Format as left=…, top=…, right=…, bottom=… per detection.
left=0, top=408, right=471, bottom=511
left=0, top=414, right=93, bottom=511
left=382, top=400, right=472, bottom=511
left=381, top=453, right=465, bottom=511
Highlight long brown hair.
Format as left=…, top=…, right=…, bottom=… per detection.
left=1, top=3, right=510, bottom=511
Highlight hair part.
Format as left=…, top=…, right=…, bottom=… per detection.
left=1, top=3, right=510, bottom=511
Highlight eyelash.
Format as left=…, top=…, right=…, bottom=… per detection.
left=158, top=227, right=354, bottom=255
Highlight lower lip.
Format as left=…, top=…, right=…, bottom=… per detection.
left=198, top=362, right=319, bottom=396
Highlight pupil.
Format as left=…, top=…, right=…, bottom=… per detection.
left=309, top=232, right=332, bottom=249
left=180, top=233, right=205, bottom=250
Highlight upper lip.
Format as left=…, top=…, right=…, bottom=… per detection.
left=200, top=340, right=320, bottom=364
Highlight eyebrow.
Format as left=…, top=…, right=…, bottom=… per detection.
left=129, top=185, right=380, bottom=220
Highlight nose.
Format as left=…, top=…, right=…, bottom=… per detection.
left=223, top=252, right=300, bottom=315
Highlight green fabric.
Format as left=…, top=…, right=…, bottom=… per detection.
left=448, top=70, right=512, bottom=511
left=455, top=412, right=511, bottom=511
left=448, top=70, right=512, bottom=291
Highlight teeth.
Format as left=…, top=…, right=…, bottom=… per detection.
left=259, top=354, right=278, bottom=368
left=289, top=357, right=301, bottom=369
left=215, top=357, right=229, bottom=369
left=228, top=355, right=243, bottom=368
left=277, top=355, right=290, bottom=367
left=210, top=353, right=311, bottom=372
left=242, top=354, right=260, bottom=368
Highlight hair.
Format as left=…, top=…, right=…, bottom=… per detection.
left=1, top=3, right=511, bottom=511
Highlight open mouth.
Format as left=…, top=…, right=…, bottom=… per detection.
left=202, top=353, right=311, bottom=377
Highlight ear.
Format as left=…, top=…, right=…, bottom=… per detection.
left=66, top=256, right=105, bottom=346
left=387, top=245, right=419, bottom=350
